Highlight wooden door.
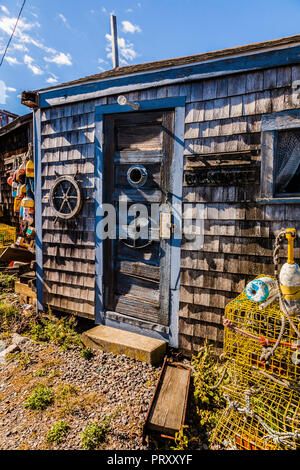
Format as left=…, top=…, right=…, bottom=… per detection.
left=103, top=110, right=174, bottom=326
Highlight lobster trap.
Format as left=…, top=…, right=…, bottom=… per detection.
left=0, top=224, right=16, bottom=247
left=212, top=407, right=280, bottom=450
left=223, top=277, right=300, bottom=386
left=217, top=362, right=300, bottom=450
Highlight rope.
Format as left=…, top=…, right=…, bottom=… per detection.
left=208, top=363, right=228, bottom=390
left=222, top=317, right=299, bottom=351
left=250, top=366, right=300, bottom=392
left=224, top=392, right=299, bottom=449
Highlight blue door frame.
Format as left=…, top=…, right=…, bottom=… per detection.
left=94, top=96, right=185, bottom=347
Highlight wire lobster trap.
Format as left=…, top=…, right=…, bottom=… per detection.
left=212, top=407, right=281, bottom=450
left=217, top=362, right=300, bottom=450
left=223, top=277, right=300, bottom=386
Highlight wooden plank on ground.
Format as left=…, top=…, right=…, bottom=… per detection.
left=15, top=281, right=37, bottom=300
left=146, top=361, right=191, bottom=436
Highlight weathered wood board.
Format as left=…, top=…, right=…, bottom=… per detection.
left=144, top=359, right=191, bottom=437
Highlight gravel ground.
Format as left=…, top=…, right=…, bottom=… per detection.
left=0, top=336, right=165, bottom=450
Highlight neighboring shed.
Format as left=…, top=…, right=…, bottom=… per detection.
left=0, top=113, right=33, bottom=226
left=22, top=34, right=300, bottom=355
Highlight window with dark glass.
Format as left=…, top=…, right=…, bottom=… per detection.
left=275, top=128, right=300, bottom=196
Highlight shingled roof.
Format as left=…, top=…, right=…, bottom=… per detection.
left=36, top=34, right=300, bottom=93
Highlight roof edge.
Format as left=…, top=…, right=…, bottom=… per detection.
left=35, top=33, right=300, bottom=94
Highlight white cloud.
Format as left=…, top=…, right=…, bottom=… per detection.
left=101, top=7, right=107, bottom=13
left=12, top=43, right=29, bottom=52
left=24, top=54, right=44, bottom=75
left=137, top=2, right=142, bottom=7
left=0, top=10, right=71, bottom=78
left=46, top=76, right=58, bottom=84
left=106, top=33, right=138, bottom=64
left=0, top=80, right=16, bottom=104
left=126, top=9, right=133, bottom=13
left=58, top=13, right=70, bottom=29
left=0, top=15, right=40, bottom=36
left=122, top=20, right=142, bottom=34
left=44, top=52, right=72, bottom=66
left=5, top=56, right=21, bottom=65
left=0, top=5, right=9, bottom=15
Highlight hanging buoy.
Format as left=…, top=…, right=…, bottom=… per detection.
left=11, top=181, right=18, bottom=198
left=7, top=174, right=13, bottom=186
left=26, top=159, right=34, bottom=178
left=279, top=228, right=300, bottom=301
left=14, top=195, right=23, bottom=214
left=21, top=197, right=34, bottom=222
left=245, top=277, right=278, bottom=302
left=20, top=184, right=27, bottom=196
left=16, top=162, right=26, bottom=184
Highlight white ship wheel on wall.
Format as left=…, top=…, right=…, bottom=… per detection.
left=49, top=175, right=83, bottom=220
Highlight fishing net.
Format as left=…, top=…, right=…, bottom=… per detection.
left=223, top=276, right=300, bottom=385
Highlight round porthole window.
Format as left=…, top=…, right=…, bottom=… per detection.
left=127, top=165, right=148, bottom=188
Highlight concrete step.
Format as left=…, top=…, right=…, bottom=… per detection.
left=81, top=325, right=166, bottom=365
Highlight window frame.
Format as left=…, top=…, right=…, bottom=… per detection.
left=260, top=109, right=300, bottom=203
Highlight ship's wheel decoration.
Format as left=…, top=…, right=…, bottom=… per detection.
left=50, top=175, right=82, bottom=220
left=120, top=215, right=152, bottom=249
left=121, top=237, right=152, bottom=249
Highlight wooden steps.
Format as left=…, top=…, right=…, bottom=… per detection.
left=81, top=325, right=166, bottom=365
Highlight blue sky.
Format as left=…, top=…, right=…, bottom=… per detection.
left=0, top=0, right=300, bottom=115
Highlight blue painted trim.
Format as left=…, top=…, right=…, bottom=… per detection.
left=94, top=117, right=104, bottom=325
left=262, top=109, right=300, bottom=131
left=40, top=45, right=300, bottom=107
left=34, top=110, right=43, bottom=311
left=94, top=97, right=185, bottom=345
left=257, top=198, right=300, bottom=204
left=168, top=105, right=185, bottom=348
left=95, top=97, right=186, bottom=117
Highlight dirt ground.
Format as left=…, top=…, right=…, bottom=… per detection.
left=0, top=335, right=164, bottom=450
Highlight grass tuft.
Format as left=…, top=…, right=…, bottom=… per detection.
left=81, top=417, right=111, bottom=450
left=46, top=420, right=70, bottom=444
left=24, top=386, right=54, bottom=410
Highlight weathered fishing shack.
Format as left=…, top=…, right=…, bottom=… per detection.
left=22, top=34, right=300, bottom=355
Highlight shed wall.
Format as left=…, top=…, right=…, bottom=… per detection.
left=40, top=63, right=300, bottom=353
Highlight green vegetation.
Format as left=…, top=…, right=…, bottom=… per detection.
left=171, top=426, right=189, bottom=450
left=0, top=301, right=20, bottom=332
left=80, top=347, right=94, bottom=360
left=46, top=420, right=70, bottom=444
left=28, top=310, right=82, bottom=350
left=0, top=273, right=16, bottom=290
left=33, top=369, right=47, bottom=377
left=81, top=417, right=111, bottom=450
left=24, top=386, right=54, bottom=410
left=191, top=341, right=228, bottom=439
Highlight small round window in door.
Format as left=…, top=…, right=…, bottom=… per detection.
left=49, top=175, right=83, bottom=220
left=127, top=165, right=148, bottom=188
